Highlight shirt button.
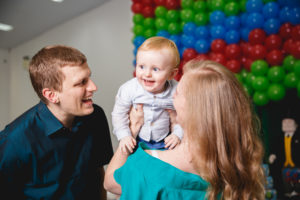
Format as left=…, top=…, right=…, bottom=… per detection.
left=151, top=122, right=154, bottom=126
left=153, top=96, right=156, bottom=99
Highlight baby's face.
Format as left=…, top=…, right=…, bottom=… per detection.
left=135, top=49, right=177, bottom=94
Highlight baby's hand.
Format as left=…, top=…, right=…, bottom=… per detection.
left=119, top=136, right=136, bottom=154
left=164, top=134, right=180, bottom=149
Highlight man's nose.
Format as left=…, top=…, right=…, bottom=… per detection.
left=87, top=79, right=97, bottom=92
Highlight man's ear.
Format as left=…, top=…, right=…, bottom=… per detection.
left=168, top=68, right=179, bottom=80
left=42, top=88, right=59, bottom=103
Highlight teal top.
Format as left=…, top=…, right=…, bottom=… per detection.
left=114, top=143, right=211, bottom=200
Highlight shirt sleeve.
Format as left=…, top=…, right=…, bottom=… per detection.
left=171, top=124, right=184, bottom=140
left=111, top=81, right=134, bottom=141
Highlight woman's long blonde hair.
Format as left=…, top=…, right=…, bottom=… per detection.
left=182, top=60, right=265, bottom=200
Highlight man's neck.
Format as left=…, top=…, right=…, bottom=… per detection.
left=46, top=103, right=74, bottom=128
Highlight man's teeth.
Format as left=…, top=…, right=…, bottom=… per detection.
left=83, top=97, right=92, bottom=101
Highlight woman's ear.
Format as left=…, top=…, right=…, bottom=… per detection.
left=42, top=88, right=59, bottom=103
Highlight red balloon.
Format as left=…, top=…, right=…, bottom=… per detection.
left=154, top=0, right=165, bottom=6
left=211, top=39, right=227, bottom=53
left=266, top=50, right=284, bottom=66
left=291, top=25, right=300, bottom=42
left=290, top=40, right=300, bottom=59
left=282, top=38, right=293, bottom=55
left=165, top=0, right=180, bottom=9
left=249, top=44, right=267, bottom=60
left=132, top=0, right=142, bottom=2
left=178, top=61, right=186, bottom=71
left=265, top=34, right=282, bottom=51
left=243, top=58, right=253, bottom=71
left=279, top=23, right=293, bottom=40
left=131, top=2, right=143, bottom=13
left=142, top=6, right=155, bottom=17
left=174, top=69, right=183, bottom=81
left=225, top=44, right=241, bottom=60
left=195, top=54, right=209, bottom=61
left=142, top=0, right=154, bottom=5
left=240, top=41, right=252, bottom=57
left=226, top=60, right=241, bottom=73
left=248, top=28, right=266, bottom=45
left=210, top=53, right=227, bottom=66
left=183, top=48, right=197, bottom=61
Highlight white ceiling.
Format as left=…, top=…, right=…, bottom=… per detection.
left=0, top=0, right=109, bottom=49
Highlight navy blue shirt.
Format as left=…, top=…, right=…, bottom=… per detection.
left=0, top=102, right=113, bottom=199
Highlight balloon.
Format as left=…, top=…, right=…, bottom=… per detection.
left=142, top=6, right=155, bottom=18
left=291, top=25, right=300, bottom=41
left=169, top=34, right=181, bottom=48
left=249, top=44, right=267, bottom=60
left=144, top=28, right=156, bottom=38
left=289, top=7, right=300, bottom=25
left=226, top=59, right=241, bottom=73
left=246, top=0, right=264, bottom=13
left=166, top=10, right=180, bottom=22
left=133, top=24, right=145, bottom=36
left=252, top=76, right=269, bottom=91
left=267, top=83, right=286, bottom=101
left=195, top=39, right=210, bottom=53
left=253, top=91, right=269, bottom=106
left=210, top=11, right=226, bottom=25
left=225, top=16, right=240, bottom=30
left=248, top=28, right=266, bottom=45
left=279, top=23, right=293, bottom=40
left=195, top=54, right=209, bottom=61
left=180, top=9, right=195, bottom=22
left=251, top=60, right=269, bottom=76
left=224, top=2, right=240, bottom=16
left=247, top=12, right=264, bottom=29
left=242, top=57, right=253, bottom=71
left=155, top=18, right=168, bottom=30
left=133, top=36, right=145, bottom=47
left=143, top=17, right=155, bottom=28
left=194, top=1, right=207, bottom=12
left=267, top=66, right=285, bottom=83
left=131, top=2, right=143, bottom=13
left=183, top=22, right=197, bottom=36
left=156, top=30, right=170, bottom=38
left=210, top=52, right=227, bottom=66
left=240, top=12, right=248, bottom=26
left=155, top=6, right=168, bottom=18
left=210, top=25, right=226, bottom=39
left=225, top=30, right=240, bottom=44
left=246, top=72, right=256, bottom=85
left=210, top=0, right=226, bottom=11
left=181, top=0, right=194, bottom=9
left=240, top=28, right=250, bottom=41
left=282, top=39, right=293, bottom=55
left=211, top=39, right=226, bottom=53
left=165, top=0, right=180, bottom=9
left=154, top=0, right=165, bottom=6
left=235, top=73, right=243, bottom=83
left=294, top=60, right=300, bottom=77
left=195, top=26, right=209, bottom=39
left=266, top=50, right=284, bottom=66
left=243, top=83, right=254, bottom=96
left=283, top=55, right=296, bottom=72
left=168, top=22, right=181, bottom=35
left=263, top=18, right=280, bottom=35
left=265, top=34, right=282, bottom=51
left=142, top=0, right=154, bottom=5
left=262, top=2, right=279, bottom=19
left=181, top=34, right=196, bottom=48
left=133, top=14, right=144, bottom=24
left=284, top=72, right=299, bottom=88
left=182, top=48, right=197, bottom=61
left=225, top=44, right=241, bottom=60
left=194, top=13, right=209, bottom=26
left=240, top=68, right=249, bottom=81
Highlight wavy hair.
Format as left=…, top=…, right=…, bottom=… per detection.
left=182, top=60, right=265, bottom=200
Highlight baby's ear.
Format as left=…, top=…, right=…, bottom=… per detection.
left=169, top=68, right=179, bottom=80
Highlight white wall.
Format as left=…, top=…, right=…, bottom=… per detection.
left=0, top=48, right=10, bottom=130
left=6, top=0, right=134, bottom=150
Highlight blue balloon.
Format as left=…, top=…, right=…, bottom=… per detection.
left=264, top=18, right=281, bottom=35
left=289, top=7, right=300, bottom=25
left=181, top=34, right=196, bottom=48
left=195, top=39, right=210, bottom=54
left=240, top=13, right=248, bottom=27
left=209, top=11, right=225, bottom=25
left=247, top=12, right=264, bottom=29
left=225, top=30, right=240, bottom=44
left=246, top=0, right=264, bottom=13
left=225, top=16, right=241, bottom=30
left=156, top=30, right=170, bottom=38
left=279, top=6, right=291, bottom=23
left=169, top=34, right=181, bottom=48
left=210, top=25, right=226, bottom=40
left=263, top=2, right=279, bottom=19
left=133, top=36, right=145, bottom=47
left=179, top=47, right=186, bottom=59
left=241, top=28, right=250, bottom=41
left=133, top=47, right=138, bottom=56
left=183, top=22, right=197, bottom=36
left=195, top=26, right=209, bottom=39
left=278, top=0, right=300, bottom=7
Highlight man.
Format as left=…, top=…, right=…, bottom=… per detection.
left=0, top=45, right=113, bottom=199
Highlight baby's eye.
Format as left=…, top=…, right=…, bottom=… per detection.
left=139, top=65, right=144, bottom=69
left=153, top=67, right=159, bottom=72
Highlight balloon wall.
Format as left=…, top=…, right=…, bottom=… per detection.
left=130, top=0, right=300, bottom=106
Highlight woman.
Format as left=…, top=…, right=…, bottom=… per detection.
left=104, top=60, right=265, bottom=200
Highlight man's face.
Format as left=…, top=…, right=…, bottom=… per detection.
left=56, top=63, right=97, bottom=119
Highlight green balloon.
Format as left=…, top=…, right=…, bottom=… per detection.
left=235, top=73, right=243, bottom=83
left=224, top=2, right=240, bottom=16
left=246, top=73, right=256, bottom=86
left=166, top=10, right=180, bottom=22
left=252, top=76, right=270, bottom=91
left=243, top=83, right=253, bottom=96
left=251, top=60, right=269, bottom=76
left=144, top=29, right=156, bottom=38
left=253, top=91, right=269, bottom=106
left=143, top=18, right=155, bottom=28
left=155, top=6, right=167, bottom=18
left=180, top=9, right=195, bottom=22
left=267, top=66, right=285, bottom=83
left=284, top=72, right=299, bottom=88
left=133, top=14, right=144, bottom=25
left=193, top=1, right=207, bottom=12
left=240, top=69, right=248, bottom=82
left=283, top=55, right=296, bottom=72
left=194, top=13, right=209, bottom=26
left=155, top=18, right=168, bottom=30
left=168, top=22, right=181, bottom=35
left=210, top=0, right=225, bottom=11
left=133, top=24, right=144, bottom=36
left=181, top=0, right=194, bottom=9
left=267, top=83, right=285, bottom=101
left=239, top=0, right=247, bottom=12
left=294, top=60, right=300, bottom=77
